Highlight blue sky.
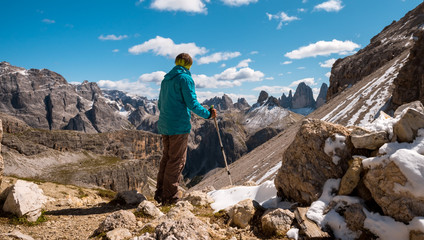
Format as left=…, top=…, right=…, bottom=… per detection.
left=1, top=0, right=422, bottom=104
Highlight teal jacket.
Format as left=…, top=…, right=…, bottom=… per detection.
left=157, top=65, right=211, bottom=135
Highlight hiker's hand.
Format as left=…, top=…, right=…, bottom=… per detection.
left=209, top=108, right=217, bottom=119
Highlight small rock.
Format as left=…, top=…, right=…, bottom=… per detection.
left=351, top=131, right=389, bottom=150
left=106, top=228, right=132, bottom=240
left=5, top=230, right=35, bottom=240
left=94, top=210, right=136, bottom=235
left=113, top=190, right=146, bottom=206
left=175, top=201, right=194, bottom=211
left=343, top=203, right=366, bottom=232
left=136, top=200, right=163, bottom=218
left=338, top=157, right=363, bottom=195
left=183, top=191, right=214, bottom=207
left=261, top=208, right=295, bottom=236
left=2, top=180, right=47, bottom=222
left=227, top=199, right=256, bottom=229
left=133, top=233, right=155, bottom=240
left=242, top=181, right=258, bottom=186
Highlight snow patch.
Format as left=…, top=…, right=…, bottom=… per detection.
left=208, top=180, right=292, bottom=212
left=324, top=134, right=346, bottom=165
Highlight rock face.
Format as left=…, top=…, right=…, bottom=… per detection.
left=280, top=91, right=293, bottom=108
left=327, top=2, right=424, bottom=100
left=275, top=119, right=352, bottom=204
left=257, top=91, right=269, bottom=105
left=292, top=82, right=316, bottom=109
left=1, top=113, right=162, bottom=193
left=315, top=83, right=328, bottom=109
left=392, top=31, right=424, bottom=110
left=2, top=180, right=47, bottom=222
left=202, top=94, right=234, bottom=111
left=0, top=62, right=129, bottom=133
left=233, top=98, right=250, bottom=110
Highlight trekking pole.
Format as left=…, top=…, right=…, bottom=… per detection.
left=210, top=105, right=233, bottom=186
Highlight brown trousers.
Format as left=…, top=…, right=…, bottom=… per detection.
left=155, top=133, right=189, bottom=202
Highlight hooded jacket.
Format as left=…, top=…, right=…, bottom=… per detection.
left=157, top=65, right=210, bottom=135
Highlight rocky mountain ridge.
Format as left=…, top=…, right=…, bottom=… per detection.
left=327, top=2, right=424, bottom=100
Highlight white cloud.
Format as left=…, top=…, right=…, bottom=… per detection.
left=112, top=49, right=119, bottom=52
left=302, top=0, right=307, bottom=3
left=97, top=79, right=157, bottom=99
left=198, top=51, right=241, bottom=64
left=298, top=8, right=306, bottom=12
left=289, top=77, right=316, bottom=87
left=282, top=61, right=292, bottom=65
left=312, top=87, right=320, bottom=99
left=314, top=0, right=344, bottom=12
left=297, top=66, right=306, bottom=70
left=250, top=51, right=259, bottom=55
left=325, top=72, right=331, bottom=78
left=267, top=12, right=300, bottom=29
left=138, top=71, right=167, bottom=85
left=150, top=0, right=207, bottom=13
left=284, top=39, right=360, bottom=59
left=221, top=0, right=258, bottom=7
left=193, top=67, right=265, bottom=88
left=42, top=19, right=55, bottom=24
left=320, top=58, right=337, bottom=68
left=221, top=63, right=226, bottom=68
left=252, top=85, right=294, bottom=95
left=99, top=34, right=128, bottom=41
left=236, top=59, right=252, bottom=68
left=128, top=36, right=208, bottom=59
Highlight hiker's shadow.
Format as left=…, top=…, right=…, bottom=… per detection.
left=45, top=203, right=136, bottom=216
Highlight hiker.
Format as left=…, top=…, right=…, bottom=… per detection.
left=155, top=53, right=217, bottom=205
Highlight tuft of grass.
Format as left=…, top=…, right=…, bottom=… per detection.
left=134, top=210, right=154, bottom=219
left=138, top=225, right=155, bottom=235
left=96, top=188, right=116, bottom=200
left=159, top=204, right=174, bottom=214
left=77, top=188, right=88, bottom=199
left=9, top=210, right=48, bottom=226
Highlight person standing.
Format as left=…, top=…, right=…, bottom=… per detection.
left=155, top=53, right=217, bottom=205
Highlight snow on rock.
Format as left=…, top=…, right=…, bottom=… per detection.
left=286, top=228, right=299, bottom=240
left=324, top=133, right=346, bottom=165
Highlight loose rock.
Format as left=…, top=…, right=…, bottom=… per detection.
left=183, top=191, right=214, bottom=207
left=112, top=190, right=146, bottom=206
left=261, top=208, right=295, bottom=236
left=227, top=199, right=256, bottom=229
left=338, top=157, right=363, bottom=195
left=2, top=180, right=47, bottom=222
left=136, top=200, right=163, bottom=218
left=94, top=210, right=136, bottom=236
left=106, top=228, right=132, bottom=240
left=393, top=108, right=424, bottom=142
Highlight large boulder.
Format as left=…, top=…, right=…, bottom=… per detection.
left=363, top=149, right=424, bottom=222
left=393, top=108, right=424, bottom=142
left=350, top=131, right=389, bottom=150
left=275, top=119, right=352, bottom=204
left=2, top=180, right=47, bottom=222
